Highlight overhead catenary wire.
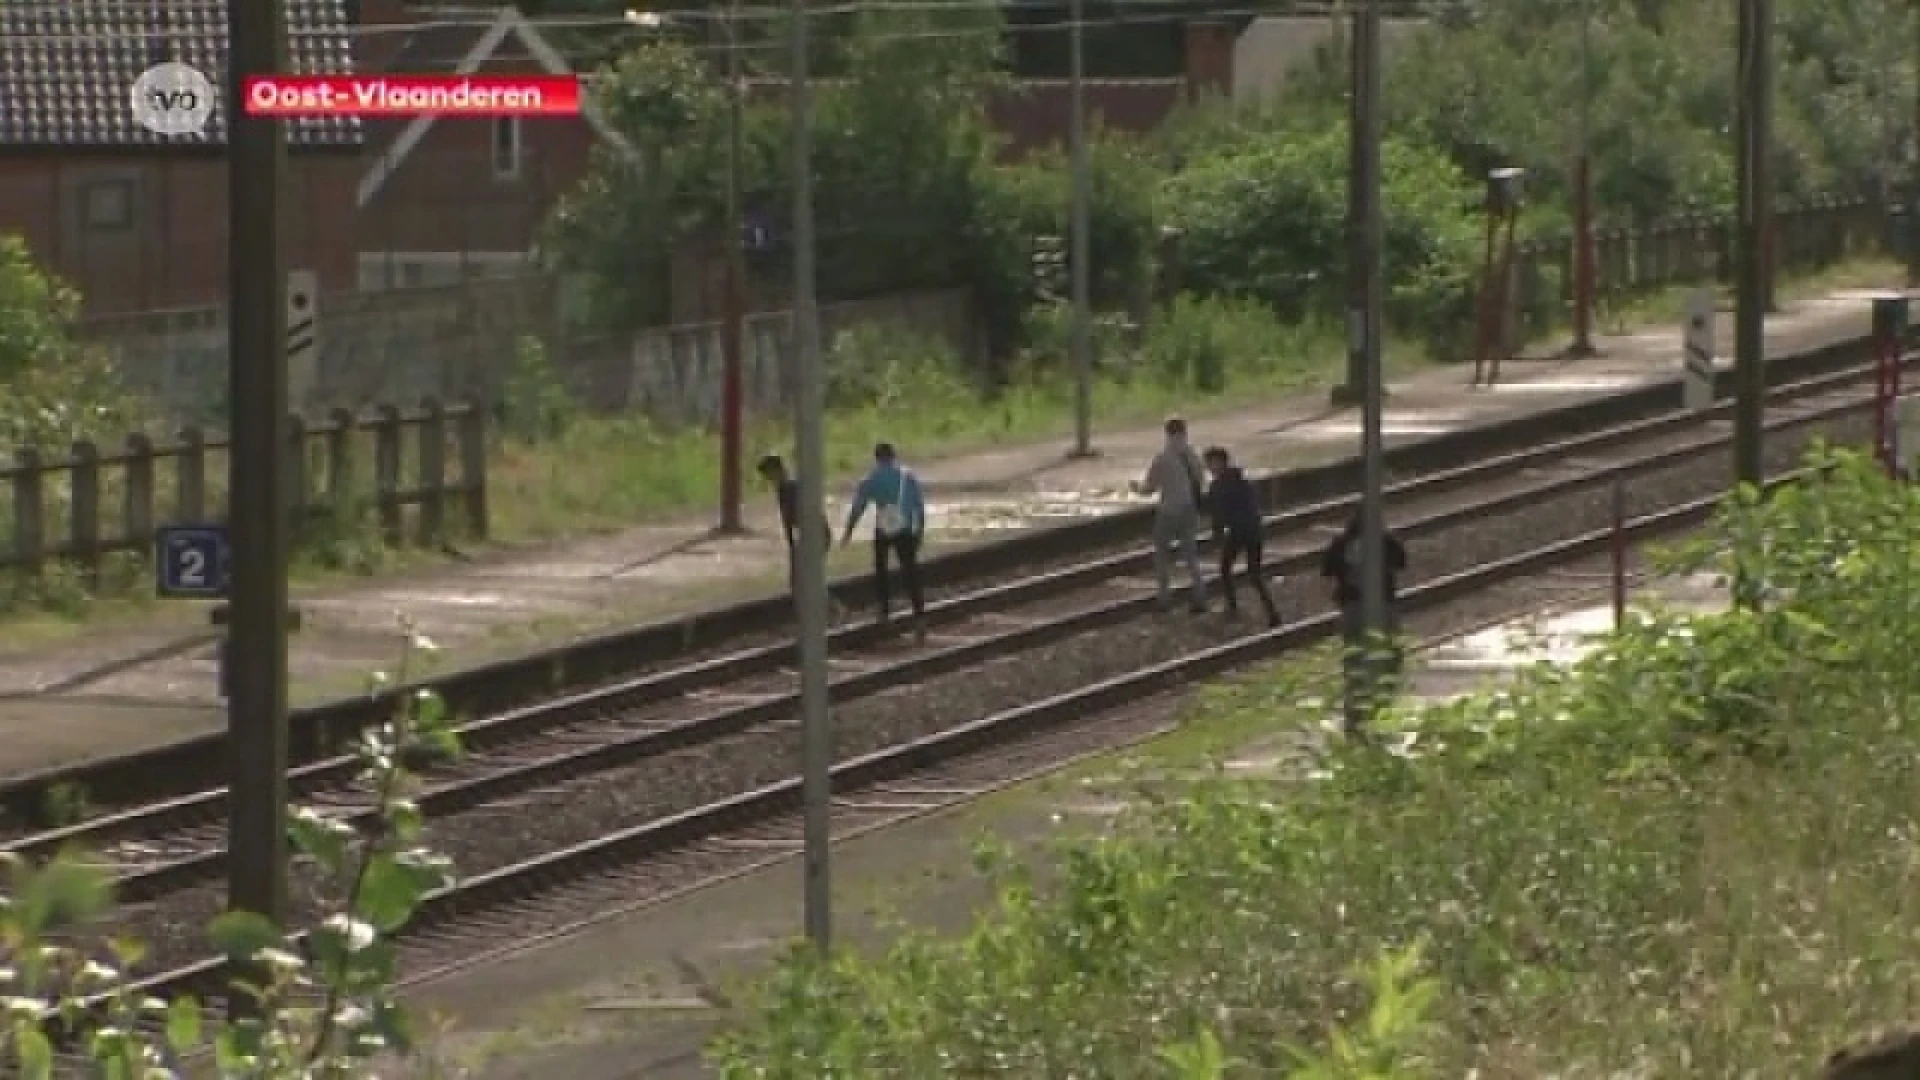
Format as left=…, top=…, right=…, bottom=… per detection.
left=0, top=3, right=1401, bottom=51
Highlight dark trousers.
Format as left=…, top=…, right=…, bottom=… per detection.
left=1219, top=530, right=1281, bottom=624
left=873, top=531, right=925, bottom=622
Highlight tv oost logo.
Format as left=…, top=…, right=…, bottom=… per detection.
left=130, top=62, right=216, bottom=136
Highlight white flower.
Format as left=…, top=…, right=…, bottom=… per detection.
left=322, top=915, right=377, bottom=952
left=333, top=1003, right=369, bottom=1029
left=409, top=632, right=439, bottom=655
left=258, top=948, right=305, bottom=975
left=0, top=997, right=46, bottom=1019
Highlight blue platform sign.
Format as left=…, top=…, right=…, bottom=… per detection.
left=155, top=525, right=230, bottom=599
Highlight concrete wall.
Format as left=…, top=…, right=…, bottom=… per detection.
left=82, top=280, right=978, bottom=429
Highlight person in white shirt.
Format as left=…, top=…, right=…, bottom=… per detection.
left=1131, top=415, right=1209, bottom=614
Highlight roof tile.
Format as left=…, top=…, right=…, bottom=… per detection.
left=0, top=0, right=362, bottom=149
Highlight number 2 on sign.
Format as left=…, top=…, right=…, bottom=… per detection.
left=177, top=546, right=206, bottom=586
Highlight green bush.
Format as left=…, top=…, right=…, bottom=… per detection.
left=0, top=633, right=458, bottom=1077
left=823, top=322, right=978, bottom=411
left=707, top=448, right=1920, bottom=1076
left=1161, top=127, right=1481, bottom=357
left=1138, top=294, right=1296, bottom=392
left=0, top=235, right=152, bottom=449
left=958, top=134, right=1164, bottom=371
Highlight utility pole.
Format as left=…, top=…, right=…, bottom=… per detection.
left=1333, top=0, right=1365, bottom=407
left=789, top=0, right=832, bottom=952
left=225, top=0, right=291, bottom=1013
left=1911, top=2, right=1920, bottom=287
left=1352, top=0, right=1388, bottom=733
left=718, top=0, right=747, bottom=533
left=1569, top=0, right=1597, bottom=356
left=1067, top=0, right=1095, bottom=458
left=1733, top=0, right=1771, bottom=489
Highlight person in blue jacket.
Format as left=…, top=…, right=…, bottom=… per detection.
left=841, top=442, right=928, bottom=641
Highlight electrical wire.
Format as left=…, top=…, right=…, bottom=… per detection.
left=0, top=2, right=1379, bottom=52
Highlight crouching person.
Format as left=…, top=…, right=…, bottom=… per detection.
left=1319, top=509, right=1408, bottom=736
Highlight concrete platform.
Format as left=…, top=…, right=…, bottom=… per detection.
left=0, top=296, right=1878, bottom=782
left=404, top=571, right=1733, bottom=1079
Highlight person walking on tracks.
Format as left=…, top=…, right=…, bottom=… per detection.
left=1132, top=416, right=1209, bottom=614
left=842, top=442, right=929, bottom=642
left=1202, top=446, right=1281, bottom=628
left=1319, top=508, right=1409, bottom=733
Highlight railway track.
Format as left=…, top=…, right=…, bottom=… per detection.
left=112, top=442, right=1826, bottom=1033
left=18, top=354, right=1893, bottom=1024
left=0, top=325, right=1887, bottom=826
left=8, top=355, right=1898, bottom=886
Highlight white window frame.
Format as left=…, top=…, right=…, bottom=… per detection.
left=491, top=116, right=523, bottom=180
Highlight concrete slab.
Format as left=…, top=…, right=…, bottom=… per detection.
left=0, top=297, right=1875, bottom=780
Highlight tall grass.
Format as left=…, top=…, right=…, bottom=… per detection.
left=708, top=448, right=1920, bottom=1077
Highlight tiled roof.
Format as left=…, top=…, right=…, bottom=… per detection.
left=0, top=0, right=362, bottom=149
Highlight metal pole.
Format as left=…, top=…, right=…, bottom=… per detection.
left=719, top=0, right=748, bottom=533
left=1610, top=477, right=1627, bottom=629
left=1911, top=4, right=1920, bottom=286
left=1355, top=0, right=1388, bottom=726
left=1570, top=0, right=1596, bottom=356
left=1333, top=3, right=1365, bottom=407
left=789, top=0, right=833, bottom=952
left=1067, top=0, right=1095, bottom=458
left=225, top=0, right=290, bottom=1015
left=1733, top=0, right=1769, bottom=488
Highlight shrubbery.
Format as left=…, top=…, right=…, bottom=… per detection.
left=548, top=0, right=1906, bottom=383
left=0, top=633, right=459, bottom=1077
left=1161, top=125, right=1481, bottom=357
left=709, top=448, right=1920, bottom=1076
left=0, top=236, right=150, bottom=450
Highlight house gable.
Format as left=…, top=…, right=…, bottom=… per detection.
left=355, top=5, right=633, bottom=209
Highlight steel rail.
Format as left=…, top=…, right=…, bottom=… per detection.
left=6, top=359, right=1901, bottom=911
left=0, top=324, right=1889, bottom=823
left=112, top=452, right=1811, bottom=1016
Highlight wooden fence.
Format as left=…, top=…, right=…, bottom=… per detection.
left=1512, top=197, right=1888, bottom=333
left=4, top=400, right=487, bottom=582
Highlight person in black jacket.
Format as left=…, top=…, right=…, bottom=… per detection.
left=1202, top=447, right=1281, bottom=628
left=758, top=453, right=833, bottom=598
left=1319, top=509, right=1410, bottom=733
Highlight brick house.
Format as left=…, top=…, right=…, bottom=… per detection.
left=0, top=0, right=363, bottom=316
left=352, top=1, right=634, bottom=289
left=354, top=4, right=1239, bottom=280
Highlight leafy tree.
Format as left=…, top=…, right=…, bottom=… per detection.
left=0, top=237, right=150, bottom=450
left=1160, top=124, right=1480, bottom=353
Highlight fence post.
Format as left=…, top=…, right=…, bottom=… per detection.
left=326, top=407, right=355, bottom=524
left=13, top=450, right=42, bottom=575
left=416, top=398, right=446, bottom=546
left=177, top=427, right=206, bottom=523
left=285, top=413, right=310, bottom=525
left=125, top=434, right=155, bottom=554
left=70, top=441, right=101, bottom=585
left=458, top=404, right=488, bottom=540
left=373, top=404, right=403, bottom=547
